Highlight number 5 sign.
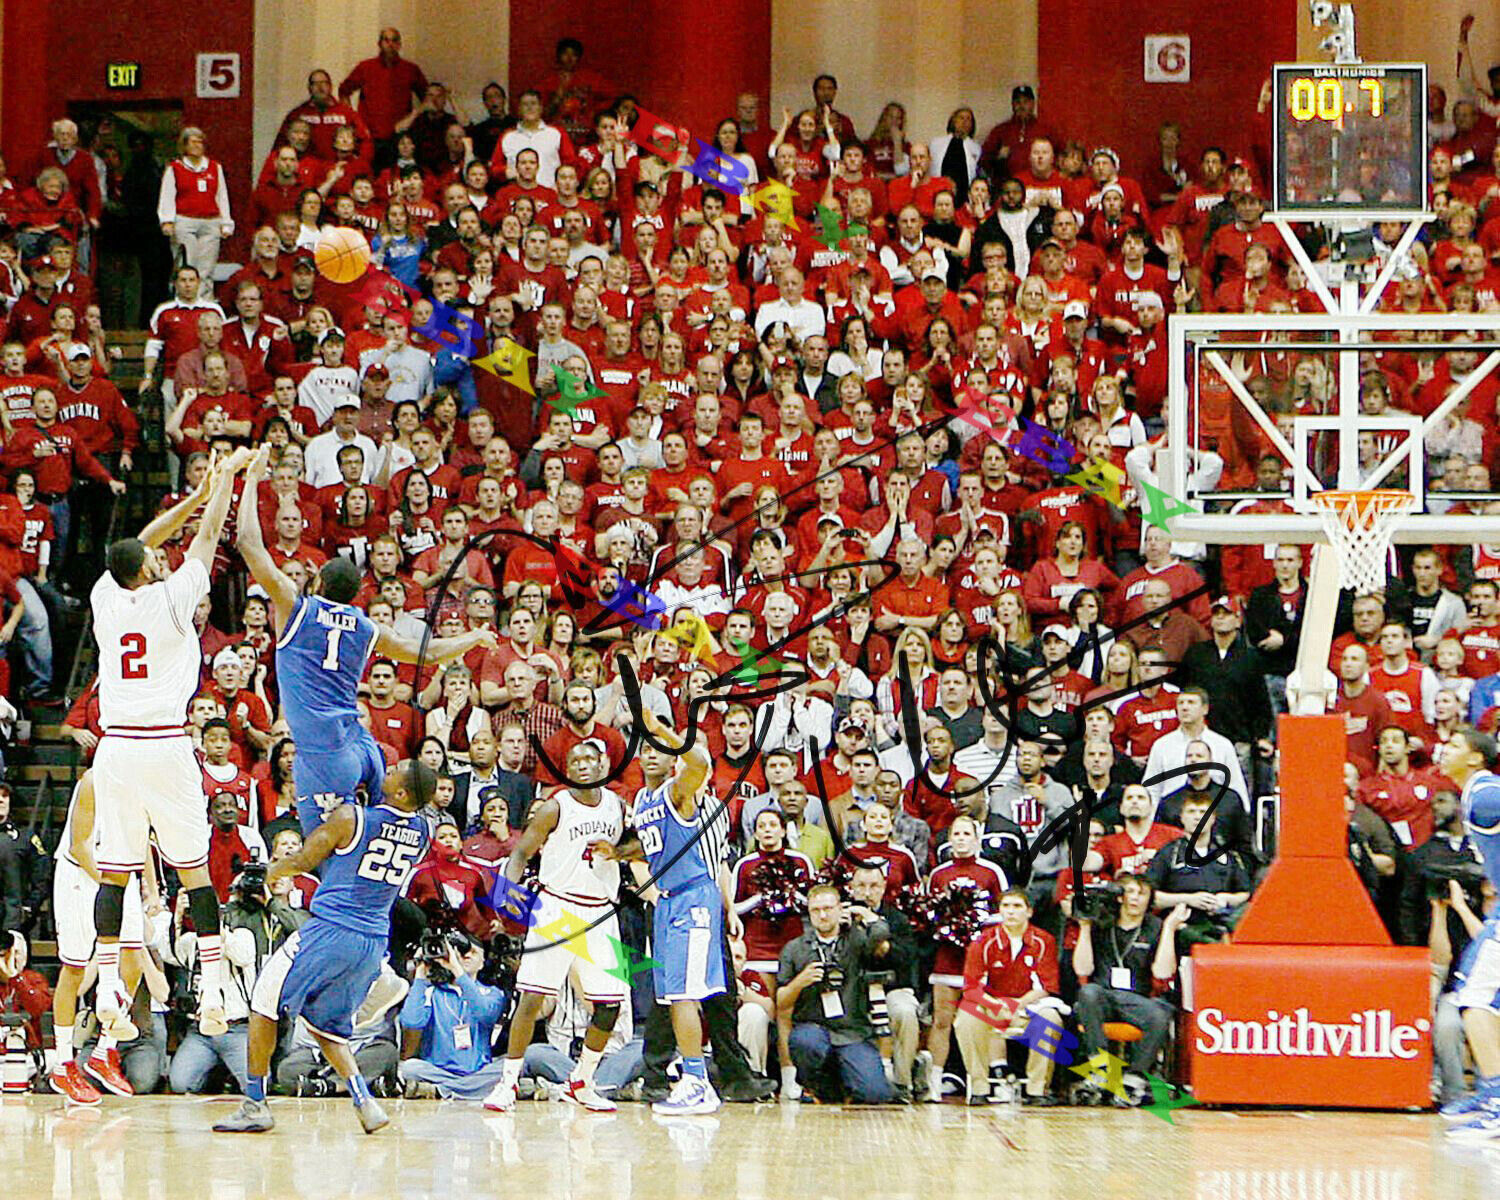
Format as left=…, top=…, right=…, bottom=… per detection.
left=1143, top=36, right=1190, bottom=84
left=196, top=52, right=241, bottom=99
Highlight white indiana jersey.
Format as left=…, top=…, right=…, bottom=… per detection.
left=538, top=787, right=624, bottom=905
left=55, top=779, right=93, bottom=868
left=89, top=557, right=210, bottom=729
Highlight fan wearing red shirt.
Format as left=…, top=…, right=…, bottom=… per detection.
left=956, top=889, right=1063, bottom=1104
left=1355, top=725, right=1451, bottom=849
left=538, top=683, right=633, bottom=790
left=406, top=820, right=497, bottom=943
left=389, top=427, right=463, bottom=507
left=874, top=538, right=949, bottom=634
left=54, top=346, right=140, bottom=466
left=1332, top=644, right=1394, bottom=770
left=1113, top=651, right=1181, bottom=764
left=365, top=657, right=420, bottom=760
left=267, top=501, right=328, bottom=576
left=1202, top=191, right=1285, bottom=294
left=208, top=648, right=274, bottom=762
left=1164, top=149, right=1231, bottom=264
left=717, top=412, right=793, bottom=525
left=887, top=143, right=955, bottom=220
left=1367, top=622, right=1438, bottom=746
left=1, top=387, right=124, bottom=512
left=1095, top=229, right=1179, bottom=344
left=337, top=28, right=428, bottom=144
left=200, top=719, right=258, bottom=832
left=1084, top=785, right=1184, bottom=876
left=1459, top=580, right=1500, bottom=678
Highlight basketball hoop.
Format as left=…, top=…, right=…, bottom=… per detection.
left=1309, top=489, right=1418, bottom=594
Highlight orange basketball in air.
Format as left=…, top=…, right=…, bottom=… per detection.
left=314, top=225, right=372, bottom=285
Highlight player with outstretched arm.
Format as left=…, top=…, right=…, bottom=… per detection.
left=90, top=447, right=255, bottom=1044
left=236, top=444, right=496, bottom=834
left=594, top=708, right=726, bottom=1115
left=214, top=759, right=438, bottom=1135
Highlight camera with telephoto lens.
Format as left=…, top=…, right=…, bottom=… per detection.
left=1423, top=858, right=1488, bottom=902
left=230, top=860, right=268, bottom=907
left=1073, top=881, right=1125, bottom=922
left=820, top=962, right=845, bottom=993
left=421, top=931, right=467, bottom=986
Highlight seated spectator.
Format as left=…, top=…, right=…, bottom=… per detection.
left=1146, top=792, right=1255, bottom=944
left=397, top=932, right=508, bottom=1100
left=953, top=888, right=1065, bottom=1105
left=1071, top=874, right=1188, bottom=1106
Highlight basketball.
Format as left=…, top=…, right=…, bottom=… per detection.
left=314, top=226, right=372, bottom=285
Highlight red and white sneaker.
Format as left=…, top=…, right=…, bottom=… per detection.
left=82, top=1050, right=134, bottom=1097
left=95, top=986, right=138, bottom=1042
left=50, top=1062, right=102, bottom=1106
left=561, top=1079, right=617, bottom=1112
left=482, top=1081, right=518, bottom=1112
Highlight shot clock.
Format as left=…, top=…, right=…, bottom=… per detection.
left=1271, top=63, right=1427, bottom=218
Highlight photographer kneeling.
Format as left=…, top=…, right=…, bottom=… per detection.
left=776, top=884, right=894, bottom=1104
left=397, top=930, right=508, bottom=1100
left=170, top=861, right=304, bottom=1094
left=1072, top=874, right=1189, bottom=1106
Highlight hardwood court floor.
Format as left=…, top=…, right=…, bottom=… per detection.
left=2, top=1095, right=1498, bottom=1200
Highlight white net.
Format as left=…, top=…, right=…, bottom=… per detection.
left=1310, top=490, right=1418, bottom=594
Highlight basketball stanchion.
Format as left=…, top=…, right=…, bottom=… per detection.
left=1188, top=490, right=1431, bottom=1108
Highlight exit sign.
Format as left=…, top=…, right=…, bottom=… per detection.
left=107, top=62, right=141, bottom=89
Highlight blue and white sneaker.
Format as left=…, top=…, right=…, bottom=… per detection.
left=651, top=1076, right=721, bottom=1115
left=1445, top=1105, right=1500, bottom=1142
left=1440, top=1094, right=1486, bottom=1124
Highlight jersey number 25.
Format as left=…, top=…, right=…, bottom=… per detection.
left=357, top=836, right=421, bottom=887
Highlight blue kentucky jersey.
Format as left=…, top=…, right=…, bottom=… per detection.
left=634, top=778, right=714, bottom=895
left=311, top=804, right=428, bottom=936
left=275, top=594, right=379, bottom=747
left=1463, top=770, right=1500, bottom=892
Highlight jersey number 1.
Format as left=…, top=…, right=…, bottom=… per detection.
left=321, top=627, right=342, bottom=670
left=120, top=633, right=148, bottom=679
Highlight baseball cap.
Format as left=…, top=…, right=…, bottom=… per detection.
left=332, top=393, right=361, bottom=411
left=1012, top=85, right=1037, bottom=100
left=320, top=327, right=346, bottom=343
left=65, top=343, right=93, bottom=361
left=1091, top=146, right=1120, bottom=168
left=1137, top=291, right=1166, bottom=311
left=1099, top=182, right=1125, bottom=200
left=771, top=354, right=797, bottom=372
left=920, top=268, right=947, bottom=283
left=1038, top=238, right=1063, bottom=253
left=1062, top=300, right=1089, bottom=321
left=364, top=363, right=390, bottom=381
left=838, top=716, right=868, bottom=735
left=212, top=648, right=242, bottom=671
left=1041, top=622, right=1071, bottom=640
left=292, top=253, right=316, bottom=270
left=1211, top=595, right=1243, bottom=615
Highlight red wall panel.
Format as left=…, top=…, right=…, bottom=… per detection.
left=2, top=0, right=255, bottom=237
left=1037, top=0, right=1296, bottom=183
left=509, top=0, right=771, bottom=146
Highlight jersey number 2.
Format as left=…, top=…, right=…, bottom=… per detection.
left=120, top=633, right=148, bottom=679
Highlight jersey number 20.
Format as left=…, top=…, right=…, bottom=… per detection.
left=356, top=836, right=420, bottom=887
left=640, top=825, right=664, bottom=856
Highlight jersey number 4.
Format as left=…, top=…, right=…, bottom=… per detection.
left=120, top=633, right=148, bottom=679
left=356, top=836, right=421, bottom=887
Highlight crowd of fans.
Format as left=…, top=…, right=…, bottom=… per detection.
left=2, top=28, right=1500, bottom=1110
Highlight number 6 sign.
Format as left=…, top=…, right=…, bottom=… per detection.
left=196, top=52, right=241, bottom=99
left=1143, top=36, right=1190, bottom=84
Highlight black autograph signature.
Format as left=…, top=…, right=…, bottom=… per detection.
left=409, top=427, right=1240, bottom=952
